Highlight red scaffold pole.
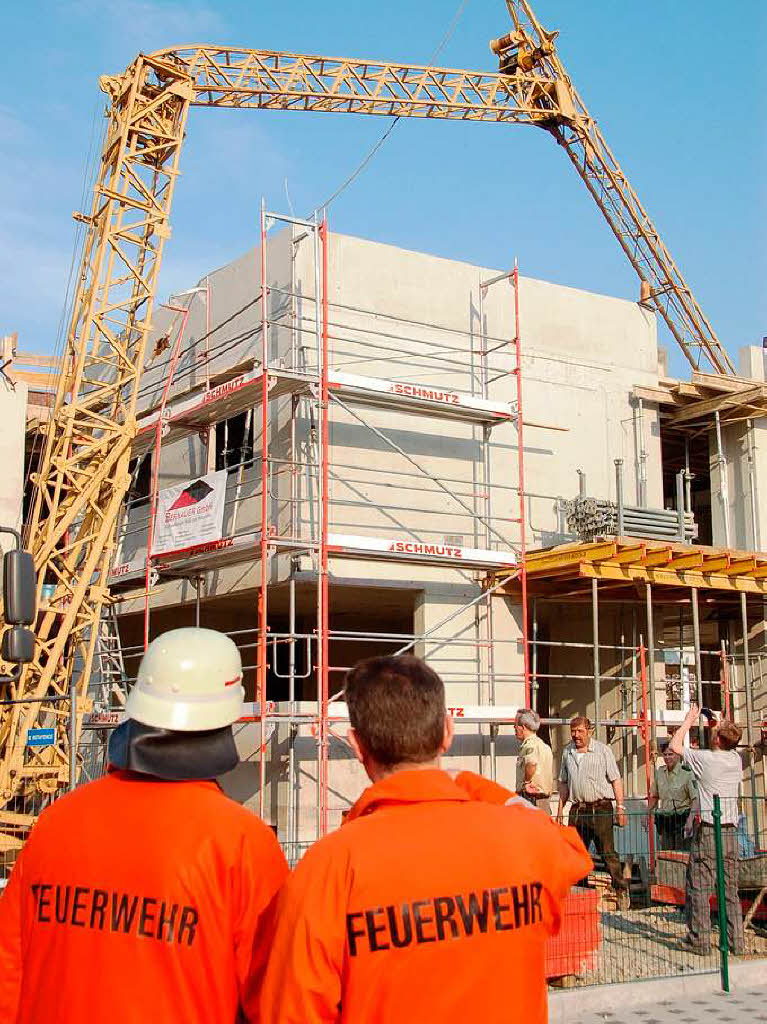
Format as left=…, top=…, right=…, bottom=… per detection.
left=317, top=217, right=331, bottom=837
left=143, top=303, right=192, bottom=651
left=257, top=204, right=269, bottom=820
left=639, top=642, right=656, bottom=873
left=512, top=266, right=530, bottom=705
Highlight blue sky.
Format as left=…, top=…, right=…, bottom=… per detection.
left=1, top=0, right=764, bottom=377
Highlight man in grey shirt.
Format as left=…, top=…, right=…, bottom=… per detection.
left=670, top=705, right=744, bottom=955
left=557, top=716, right=630, bottom=910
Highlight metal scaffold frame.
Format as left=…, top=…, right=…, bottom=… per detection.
left=104, top=215, right=764, bottom=859
left=108, top=209, right=532, bottom=845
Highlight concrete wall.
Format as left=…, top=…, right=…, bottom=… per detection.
left=710, top=419, right=765, bottom=551
left=116, top=231, right=662, bottom=572
left=704, top=346, right=767, bottom=551
left=320, top=233, right=663, bottom=542
left=112, top=231, right=665, bottom=836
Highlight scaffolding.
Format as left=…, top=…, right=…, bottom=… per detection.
left=91, top=216, right=766, bottom=860
left=492, top=538, right=766, bottom=844
left=104, top=211, right=531, bottom=849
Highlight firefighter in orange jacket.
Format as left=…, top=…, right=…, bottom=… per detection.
left=0, top=628, right=288, bottom=1024
left=256, top=655, right=592, bottom=1023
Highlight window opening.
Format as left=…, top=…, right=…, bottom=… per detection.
left=127, top=454, right=152, bottom=507
left=215, top=411, right=254, bottom=472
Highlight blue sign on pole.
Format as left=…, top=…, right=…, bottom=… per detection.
left=26, top=728, right=55, bottom=747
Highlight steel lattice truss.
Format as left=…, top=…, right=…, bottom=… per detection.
left=146, top=31, right=732, bottom=374
left=0, top=56, right=191, bottom=835
left=153, top=45, right=568, bottom=121
left=0, top=1, right=734, bottom=838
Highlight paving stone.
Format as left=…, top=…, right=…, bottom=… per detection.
left=558, top=984, right=767, bottom=1023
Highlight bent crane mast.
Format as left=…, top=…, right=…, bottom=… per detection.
left=0, top=1, right=734, bottom=843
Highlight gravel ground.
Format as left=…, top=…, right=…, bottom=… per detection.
left=563, top=906, right=767, bottom=987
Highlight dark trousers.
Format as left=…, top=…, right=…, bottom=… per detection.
left=521, top=791, right=552, bottom=815
left=655, top=811, right=691, bottom=851
left=571, top=799, right=627, bottom=892
left=685, top=824, right=744, bottom=954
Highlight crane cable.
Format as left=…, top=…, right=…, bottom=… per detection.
left=313, top=0, right=473, bottom=217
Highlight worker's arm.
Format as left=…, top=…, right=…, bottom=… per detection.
left=257, top=841, right=348, bottom=1024
left=669, top=704, right=699, bottom=757
left=601, top=742, right=626, bottom=826
left=557, top=752, right=570, bottom=821
left=557, top=781, right=569, bottom=823
left=516, top=737, right=539, bottom=794
left=523, top=759, right=541, bottom=793
left=536, top=818, right=594, bottom=935
left=0, top=847, right=25, bottom=1022
left=237, top=825, right=290, bottom=1022
left=686, top=773, right=698, bottom=806
left=611, top=778, right=627, bottom=828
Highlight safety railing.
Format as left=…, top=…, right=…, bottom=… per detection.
left=547, top=802, right=766, bottom=989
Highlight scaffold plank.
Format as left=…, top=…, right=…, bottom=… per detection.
left=578, top=562, right=767, bottom=595
left=109, top=529, right=517, bottom=587
left=132, top=367, right=516, bottom=457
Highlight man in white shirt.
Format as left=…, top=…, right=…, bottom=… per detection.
left=669, top=705, right=744, bottom=955
left=557, top=716, right=630, bottom=910
left=514, top=708, right=554, bottom=813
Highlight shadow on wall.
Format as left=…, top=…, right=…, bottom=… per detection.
left=218, top=725, right=525, bottom=809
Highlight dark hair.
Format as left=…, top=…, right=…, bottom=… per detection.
left=344, top=655, right=446, bottom=768
left=570, top=716, right=592, bottom=730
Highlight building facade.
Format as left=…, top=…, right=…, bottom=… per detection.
left=98, top=225, right=764, bottom=850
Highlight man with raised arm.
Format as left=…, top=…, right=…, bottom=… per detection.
left=257, top=655, right=592, bottom=1024
left=669, top=704, right=745, bottom=955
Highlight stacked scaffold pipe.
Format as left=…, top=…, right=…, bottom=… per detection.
left=563, top=496, right=697, bottom=543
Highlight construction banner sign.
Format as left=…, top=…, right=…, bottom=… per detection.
left=152, top=470, right=228, bottom=557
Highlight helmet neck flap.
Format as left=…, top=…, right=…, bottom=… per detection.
left=108, top=718, right=239, bottom=781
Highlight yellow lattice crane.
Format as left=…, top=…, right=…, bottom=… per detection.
left=0, top=0, right=736, bottom=848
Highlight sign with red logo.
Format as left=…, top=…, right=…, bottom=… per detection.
left=152, top=470, right=228, bottom=557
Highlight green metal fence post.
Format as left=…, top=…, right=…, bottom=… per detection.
left=713, top=794, right=730, bottom=992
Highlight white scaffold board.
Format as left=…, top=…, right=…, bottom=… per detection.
left=331, top=371, right=514, bottom=421
left=132, top=367, right=515, bottom=457
left=328, top=533, right=516, bottom=568
left=109, top=531, right=517, bottom=581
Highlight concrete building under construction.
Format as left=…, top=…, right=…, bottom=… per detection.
left=92, top=215, right=766, bottom=855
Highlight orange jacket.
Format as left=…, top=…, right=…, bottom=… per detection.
left=256, top=768, right=592, bottom=1023
left=0, top=769, right=288, bottom=1024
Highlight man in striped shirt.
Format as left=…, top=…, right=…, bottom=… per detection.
left=557, top=716, right=630, bottom=910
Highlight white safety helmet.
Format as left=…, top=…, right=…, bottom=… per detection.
left=127, top=628, right=244, bottom=732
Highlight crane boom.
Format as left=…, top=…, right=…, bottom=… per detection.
left=147, top=39, right=733, bottom=374
left=497, top=0, right=734, bottom=374
left=0, top=3, right=735, bottom=840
